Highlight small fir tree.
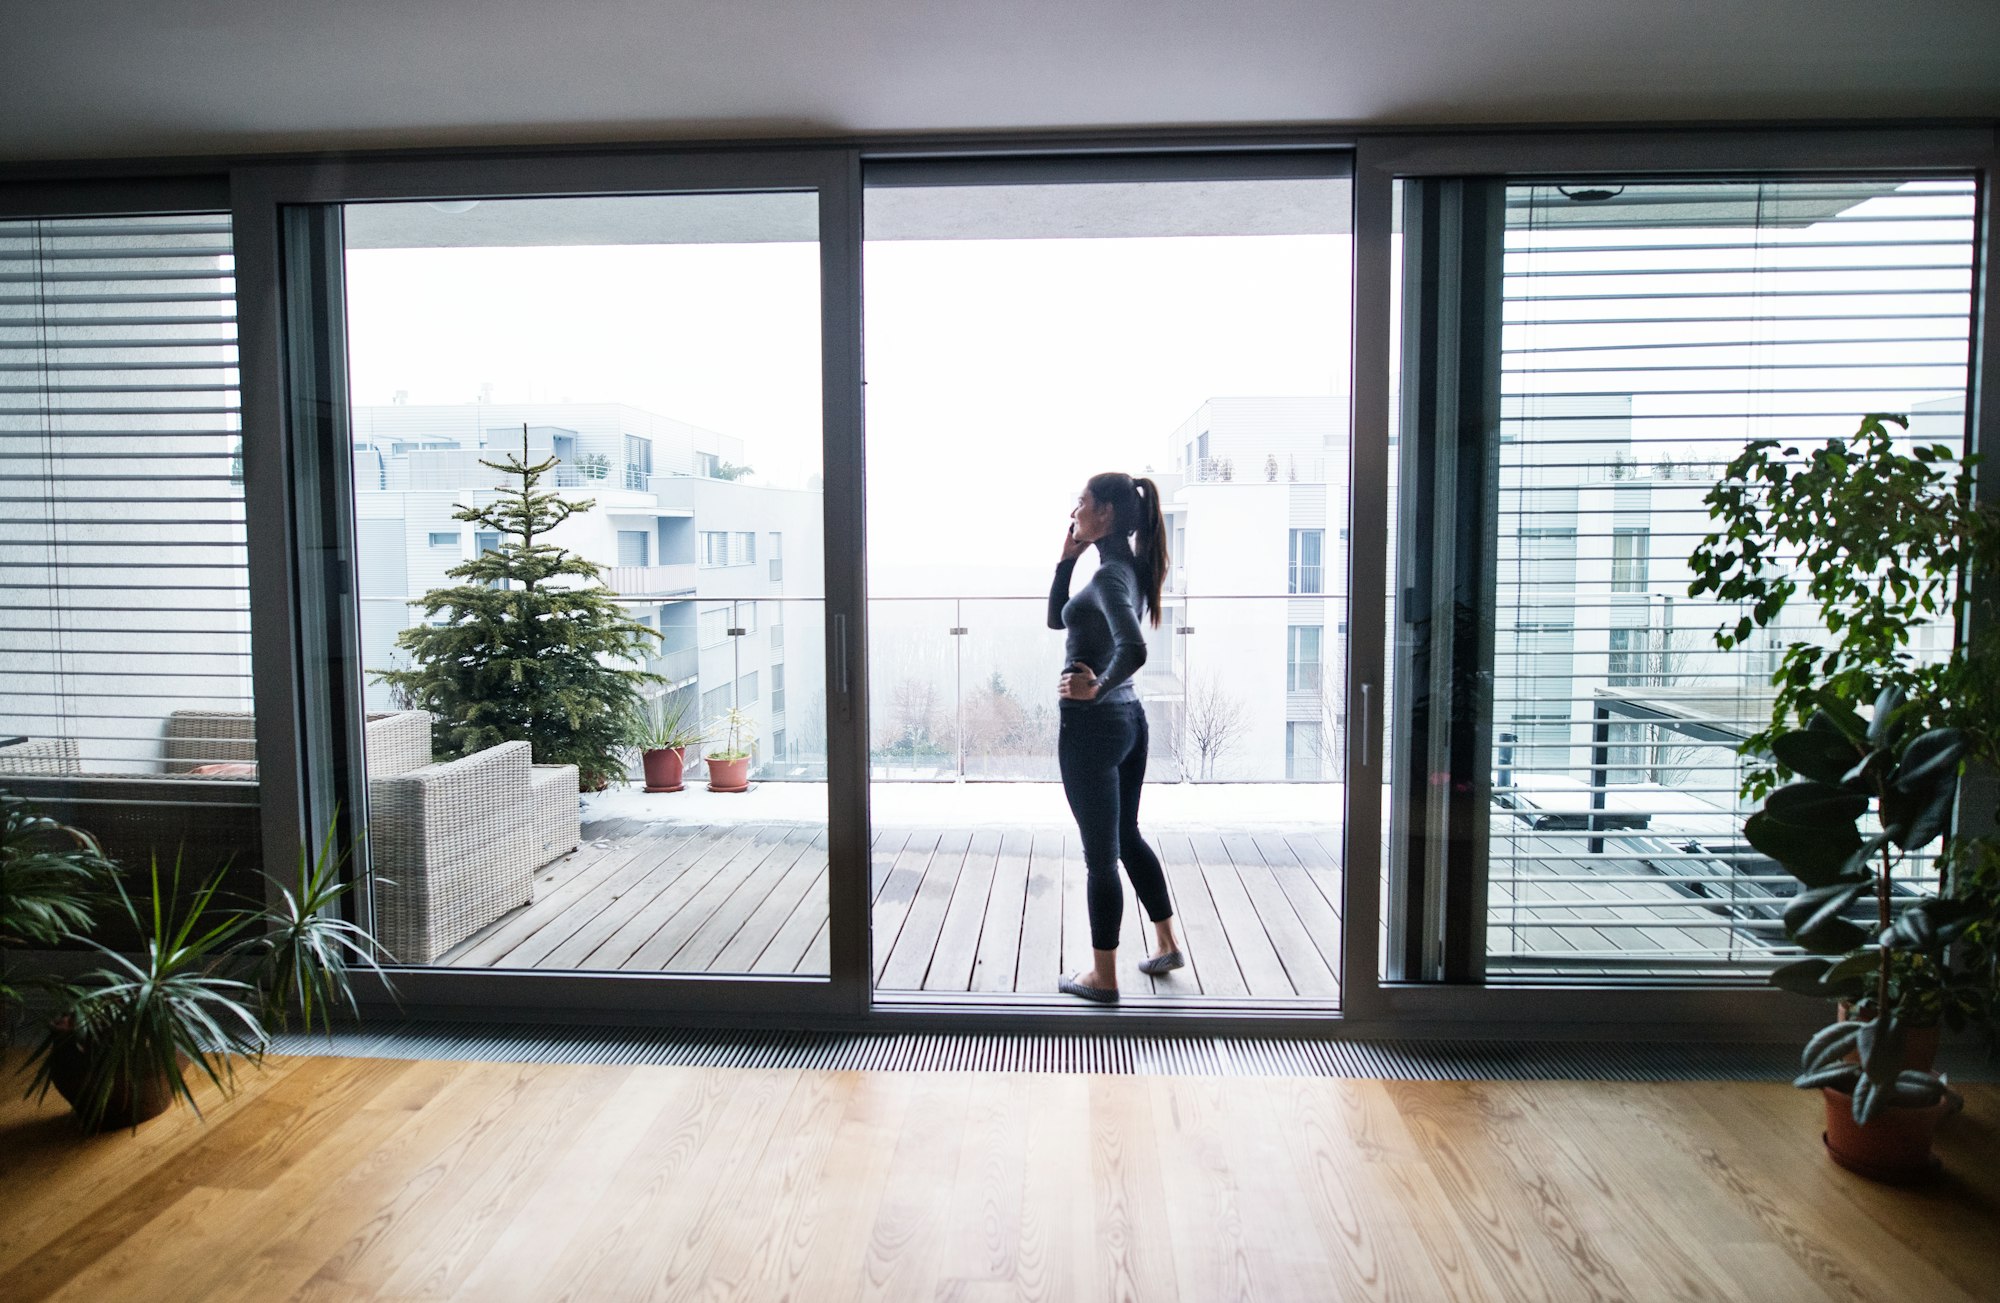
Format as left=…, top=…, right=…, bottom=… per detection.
left=376, top=427, right=660, bottom=790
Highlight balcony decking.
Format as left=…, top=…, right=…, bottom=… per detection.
left=438, top=812, right=1346, bottom=1001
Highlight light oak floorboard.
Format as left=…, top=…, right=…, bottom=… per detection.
left=3, top=1055, right=1993, bottom=1303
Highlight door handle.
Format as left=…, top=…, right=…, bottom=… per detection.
left=1360, top=682, right=1373, bottom=769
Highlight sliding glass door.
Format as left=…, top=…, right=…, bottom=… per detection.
left=860, top=155, right=1358, bottom=1007
left=1388, top=173, right=1979, bottom=985
left=240, top=153, right=866, bottom=1015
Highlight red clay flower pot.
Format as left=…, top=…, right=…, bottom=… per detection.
left=1822, top=1086, right=1955, bottom=1183
left=642, top=746, right=686, bottom=793
left=705, top=754, right=751, bottom=792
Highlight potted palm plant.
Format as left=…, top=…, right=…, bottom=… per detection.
left=1689, top=412, right=2000, bottom=1179
left=704, top=706, right=758, bottom=793
left=22, top=821, right=393, bottom=1133
left=633, top=692, right=707, bottom=793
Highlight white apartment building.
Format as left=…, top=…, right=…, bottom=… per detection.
left=1153, top=396, right=1352, bottom=782
left=352, top=402, right=826, bottom=778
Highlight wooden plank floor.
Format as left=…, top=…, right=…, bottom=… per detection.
left=4, top=1054, right=1995, bottom=1303
left=439, top=819, right=1346, bottom=1002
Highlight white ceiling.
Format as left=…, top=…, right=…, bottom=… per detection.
left=1, top=0, right=1995, bottom=163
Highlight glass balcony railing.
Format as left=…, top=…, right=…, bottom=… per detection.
left=866, top=594, right=1347, bottom=784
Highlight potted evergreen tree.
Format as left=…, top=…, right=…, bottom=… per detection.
left=704, top=706, right=758, bottom=793
left=634, top=692, right=708, bottom=793
left=376, top=427, right=661, bottom=791
left=1689, top=413, right=2000, bottom=1179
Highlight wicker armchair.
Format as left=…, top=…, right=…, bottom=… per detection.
left=0, top=736, right=81, bottom=776
left=370, top=740, right=538, bottom=964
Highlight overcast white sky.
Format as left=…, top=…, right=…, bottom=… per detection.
left=344, top=182, right=1972, bottom=599
left=346, top=230, right=1351, bottom=595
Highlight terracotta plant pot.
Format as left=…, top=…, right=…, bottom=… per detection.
left=1833, top=1003, right=1941, bottom=1073
left=642, top=746, right=686, bottom=793
left=705, top=754, right=751, bottom=792
left=45, top=1025, right=179, bottom=1132
left=1822, top=1086, right=1955, bottom=1182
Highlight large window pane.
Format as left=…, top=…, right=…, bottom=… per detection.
left=341, top=193, right=828, bottom=976
left=1480, top=178, right=1975, bottom=980
left=0, top=213, right=262, bottom=907
left=864, top=169, right=1351, bottom=1003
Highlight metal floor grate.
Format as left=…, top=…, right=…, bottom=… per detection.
left=264, top=1021, right=1848, bottom=1081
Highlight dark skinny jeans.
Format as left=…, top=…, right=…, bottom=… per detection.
left=1058, top=699, right=1173, bottom=951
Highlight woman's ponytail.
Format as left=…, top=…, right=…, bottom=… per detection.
left=1084, top=469, right=1170, bottom=628
left=1132, top=476, right=1167, bottom=629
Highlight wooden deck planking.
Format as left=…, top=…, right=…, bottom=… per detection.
left=1188, top=832, right=1297, bottom=998
left=1248, top=833, right=1343, bottom=979
left=923, top=829, right=1002, bottom=992
left=1154, top=831, right=1244, bottom=998
left=880, top=830, right=973, bottom=989
left=563, top=825, right=772, bottom=970
left=870, top=831, right=940, bottom=982
left=752, top=859, right=829, bottom=976
left=1222, top=833, right=1339, bottom=999
left=715, top=829, right=827, bottom=973
left=968, top=829, right=1031, bottom=993
left=1013, top=830, right=1067, bottom=995
left=444, top=819, right=1349, bottom=1000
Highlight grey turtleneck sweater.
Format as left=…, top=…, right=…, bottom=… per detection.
left=1048, top=536, right=1147, bottom=708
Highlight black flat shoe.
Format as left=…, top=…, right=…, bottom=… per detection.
left=1138, top=949, right=1184, bottom=976
left=1058, top=974, right=1119, bottom=1004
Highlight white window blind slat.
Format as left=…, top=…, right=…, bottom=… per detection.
left=1487, top=177, right=1974, bottom=980
left=0, top=214, right=257, bottom=789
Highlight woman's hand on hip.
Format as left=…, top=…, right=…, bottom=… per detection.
left=1058, top=664, right=1099, bottom=701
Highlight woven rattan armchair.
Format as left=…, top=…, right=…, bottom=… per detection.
left=369, top=739, right=538, bottom=964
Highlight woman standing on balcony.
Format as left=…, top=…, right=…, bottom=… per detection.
left=1050, top=472, right=1184, bottom=1003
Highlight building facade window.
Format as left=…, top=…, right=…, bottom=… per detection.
left=1611, top=527, right=1649, bottom=593
left=623, top=434, right=653, bottom=490
left=700, top=683, right=731, bottom=721
left=616, top=530, right=650, bottom=567
left=737, top=670, right=759, bottom=704
left=1285, top=722, right=1322, bottom=780
left=427, top=531, right=457, bottom=547
left=771, top=663, right=785, bottom=717
left=1607, top=626, right=1648, bottom=686
left=1288, top=529, right=1323, bottom=595
left=695, top=450, right=720, bottom=478
left=1287, top=625, right=1323, bottom=692
left=769, top=531, right=783, bottom=582
left=699, top=605, right=731, bottom=648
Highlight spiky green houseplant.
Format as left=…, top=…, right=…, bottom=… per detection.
left=0, top=792, right=115, bottom=1021
left=376, top=427, right=661, bottom=790
left=22, top=821, right=392, bottom=1134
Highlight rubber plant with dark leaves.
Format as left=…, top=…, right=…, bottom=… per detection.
left=1749, top=689, right=1975, bottom=1123
left=1687, top=413, right=2000, bottom=1125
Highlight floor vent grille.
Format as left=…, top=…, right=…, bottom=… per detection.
left=265, top=1021, right=1852, bottom=1081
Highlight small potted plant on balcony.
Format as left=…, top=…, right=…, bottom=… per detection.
left=1689, top=413, right=2000, bottom=1179
left=22, top=824, right=393, bottom=1134
left=633, top=693, right=707, bottom=793
left=704, top=706, right=758, bottom=793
